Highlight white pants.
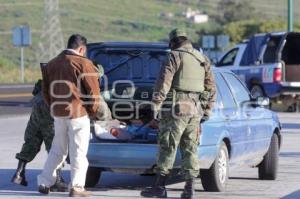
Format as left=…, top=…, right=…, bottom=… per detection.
left=37, top=115, right=90, bottom=188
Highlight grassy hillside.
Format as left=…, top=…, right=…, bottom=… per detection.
left=0, top=0, right=299, bottom=83
left=199, top=0, right=300, bottom=19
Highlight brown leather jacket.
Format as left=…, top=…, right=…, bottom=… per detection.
left=42, top=50, right=100, bottom=119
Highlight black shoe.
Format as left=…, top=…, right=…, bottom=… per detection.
left=140, top=174, right=168, bottom=198
left=11, top=160, right=28, bottom=186
left=50, top=181, right=68, bottom=192
left=141, top=186, right=167, bottom=198
left=181, top=178, right=195, bottom=199
left=38, top=184, right=50, bottom=194
left=50, top=169, right=68, bottom=192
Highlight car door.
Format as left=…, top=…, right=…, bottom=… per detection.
left=222, top=72, right=268, bottom=159
left=215, top=73, right=248, bottom=163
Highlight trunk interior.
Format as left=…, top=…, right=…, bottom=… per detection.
left=281, top=33, right=300, bottom=82
left=263, top=33, right=300, bottom=82
left=92, top=111, right=159, bottom=144
left=93, top=84, right=158, bottom=144
left=89, top=46, right=169, bottom=143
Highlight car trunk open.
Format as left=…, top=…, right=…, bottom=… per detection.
left=88, top=46, right=168, bottom=144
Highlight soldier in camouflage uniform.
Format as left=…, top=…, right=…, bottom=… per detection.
left=11, top=80, right=68, bottom=192
left=141, top=29, right=216, bottom=199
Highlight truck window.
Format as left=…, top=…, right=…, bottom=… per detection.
left=263, top=36, right=281, bottom=63
left=217, top=48, right=238, bottom=67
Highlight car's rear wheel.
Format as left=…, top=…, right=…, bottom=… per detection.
left=200, top=142, right=229, bottom=192
left=251, top=85, right=265, bottom=98
left=85, top=166, right=102, bottom=187
left=258, top=134, right=279, bottom=180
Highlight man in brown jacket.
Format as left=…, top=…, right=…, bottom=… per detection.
left=37, top=34, right=100, bottom=197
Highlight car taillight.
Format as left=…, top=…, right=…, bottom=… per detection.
left=273, top=68, right=282, bottom=82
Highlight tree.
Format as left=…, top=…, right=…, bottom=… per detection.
left=223, top=20, right=288, bottom=44
left=215, top=0, right=256, bottom=25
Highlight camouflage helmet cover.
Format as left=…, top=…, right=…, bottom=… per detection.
left=168, top=28, right=187, bottom=41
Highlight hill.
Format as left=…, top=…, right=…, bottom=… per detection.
left=0, top=0, right=299, bottom=83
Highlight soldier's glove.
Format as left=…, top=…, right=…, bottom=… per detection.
left=148, top=119, right=159, bottom=129
left=200, top=115, right=209, bottom=123
left=152, top=102, right=162, bottom=120
left=32, top=79, right=42, bottom=96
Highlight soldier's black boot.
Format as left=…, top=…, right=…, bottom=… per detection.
left=11, top=160, right=28, bottom=186
left=50, top=169, right=68, bottom=192
left=181, top=178, right=195, bottom=199
left=140, top=174, right=167, bottom=198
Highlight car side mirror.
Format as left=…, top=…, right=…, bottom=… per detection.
left=256, top=97, right=270, bottom=107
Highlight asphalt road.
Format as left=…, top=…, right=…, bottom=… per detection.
left=0, top=109, right=299, bottom=198
left=0, top=84, right=33, bottom=116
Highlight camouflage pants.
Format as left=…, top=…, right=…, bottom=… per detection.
left=156, top=115, right=201, bottom=180
left=16, top=103, right=54, bottom=162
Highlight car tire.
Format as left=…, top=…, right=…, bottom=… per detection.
left=258, top=134, right=279, bottom=180
left=250, top=85, right=265, bottom=98
left=85, top=166, right=102, bottom=187
left=200, top=142, right=229, bottom=192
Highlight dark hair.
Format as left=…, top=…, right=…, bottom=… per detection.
left=169, top=36, right=190, bottom=49
left=67, top=34, right=87, bottom=49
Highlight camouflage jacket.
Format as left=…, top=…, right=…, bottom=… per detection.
left=30, top=79, right=45, bottom=106
left=152, top=42, right=216, bottom=119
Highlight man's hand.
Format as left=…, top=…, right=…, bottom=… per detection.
left=148, top=119, right=159, bottom=129
left=200, top=114, right=209, bottom=124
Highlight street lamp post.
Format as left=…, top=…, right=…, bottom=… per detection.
left=12, top=25, right=31, bottom=83
left=288, top=0, right=293, bottom=32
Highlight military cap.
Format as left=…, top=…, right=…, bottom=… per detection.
left=169, top=28, right=187, bottom=41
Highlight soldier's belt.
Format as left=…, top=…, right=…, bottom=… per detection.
left=199, top=91, right=210, bottom=101
left=175, top=91, right=200, bottom=100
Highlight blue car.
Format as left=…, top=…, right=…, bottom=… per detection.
left=86, top=42, right=281, bottom=192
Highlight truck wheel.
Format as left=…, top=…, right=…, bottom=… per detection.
left=250, top=85, right=265, bottom=98
left=85, top=167, right=102, bottom=187
left=258, top=134, right=279, bottom=180
left=200, top=142, right=229, bottom=192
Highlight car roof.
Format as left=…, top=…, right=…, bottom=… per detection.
left=87, top=41, right=233, bottom=74
left=212, top=67, right=233, bottom=74
left=87, top=41, right=169, bottom=50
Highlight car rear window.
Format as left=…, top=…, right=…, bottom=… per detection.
left=91, top=50, right=167, bottom=82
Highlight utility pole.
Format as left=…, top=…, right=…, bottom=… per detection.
left=288, top=0, right=293, bottom=32
left=38, top=0, right=64, bottom=62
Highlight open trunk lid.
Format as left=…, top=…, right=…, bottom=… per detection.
left=281, top=32, right=300, bottom=82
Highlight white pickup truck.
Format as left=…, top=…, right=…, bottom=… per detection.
left=215, top=32, right=300, bottom=111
